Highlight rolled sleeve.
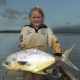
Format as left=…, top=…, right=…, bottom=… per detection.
left=47, top=28, right=63, bottom=56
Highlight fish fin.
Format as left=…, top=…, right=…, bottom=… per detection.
left=17, top=61, right=31, bottom=66
left=62, top=43, right=80, bottom=71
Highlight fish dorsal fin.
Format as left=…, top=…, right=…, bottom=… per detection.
left=17, top=61, right=30, bottom=66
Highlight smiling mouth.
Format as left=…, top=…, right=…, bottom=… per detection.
left=34, top=22, right=39, bottom=24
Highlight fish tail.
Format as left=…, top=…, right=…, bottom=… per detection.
left=62, top=43, right=80, bottom=71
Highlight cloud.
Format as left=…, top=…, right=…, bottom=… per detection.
left=0, top=0, right=6, bottom=5
left=53, top=23, right=80, bottom=33
left=0, top=8, right=28, bottom=19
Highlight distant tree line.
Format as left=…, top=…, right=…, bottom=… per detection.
left=0, top=30, right=21, bottom=33
left=0, top=29, right=80, bottom=33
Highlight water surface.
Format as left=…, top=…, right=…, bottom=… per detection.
left=0, top=33, right=80, bottom=79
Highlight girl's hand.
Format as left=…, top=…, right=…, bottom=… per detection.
left=50, top=56, right=62, bottom=67
left=51, top=56, right=62, bottom=67
left=54, top=56, right=62, bottom=64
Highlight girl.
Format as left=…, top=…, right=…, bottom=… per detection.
left=19, top=6, right=63, bottom=80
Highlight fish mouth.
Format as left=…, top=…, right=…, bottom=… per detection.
left=2, top=61, right=10, bottom=68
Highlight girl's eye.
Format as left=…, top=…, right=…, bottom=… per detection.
left=32, top=17, right=41, bottom=19
left=33, top=17, right=36, bottom=18
left=37, top=17, right=41, bottom=18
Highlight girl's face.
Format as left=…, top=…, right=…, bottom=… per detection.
left=30, top=11, right=43, bottom=28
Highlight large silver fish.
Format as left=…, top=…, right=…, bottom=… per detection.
left=2, top=48, right=55, bottom=74
left=2, top=43, right=80, bottom=75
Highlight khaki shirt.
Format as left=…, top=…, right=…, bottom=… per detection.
left=20, top=24, right=63, bottom=56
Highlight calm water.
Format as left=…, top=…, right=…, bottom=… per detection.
left=0, top=33, right=80, bottom=79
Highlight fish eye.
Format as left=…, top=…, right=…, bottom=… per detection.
left=4, top=62, right=9, bottom=65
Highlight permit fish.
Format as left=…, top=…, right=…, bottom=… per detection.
left=2, top=48, right=55, bottom=74
left=2, top=43, right=80, bottom=75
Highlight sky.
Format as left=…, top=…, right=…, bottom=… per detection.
left=0, top=0, right=80, bottom=30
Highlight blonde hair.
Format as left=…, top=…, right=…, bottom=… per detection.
left=28, top=6, right=45, bottom=22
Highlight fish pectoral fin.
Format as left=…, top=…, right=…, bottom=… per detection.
left=36, top=71, right=47, bottom=75
left=17, top=61, right=29, bottom=65
left=17, top=61, right=27, bottom=65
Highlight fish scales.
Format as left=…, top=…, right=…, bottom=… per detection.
left=2, top=48, right=55, bottom=74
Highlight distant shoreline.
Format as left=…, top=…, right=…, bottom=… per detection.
left=0, top=30, right=80, bottom=33
left=0, top=30, right=21, bottom=33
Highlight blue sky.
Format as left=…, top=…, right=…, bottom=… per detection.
left=0, top=0, right=80, bottom=30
